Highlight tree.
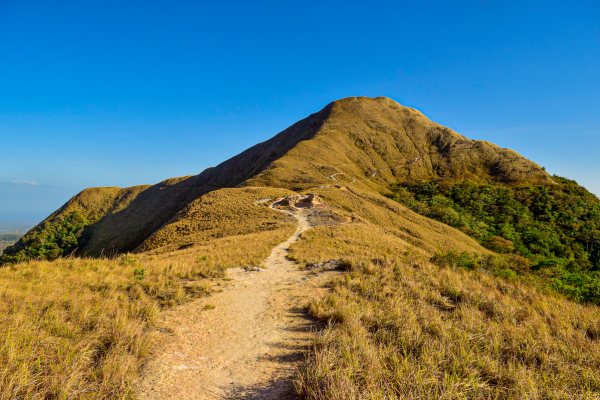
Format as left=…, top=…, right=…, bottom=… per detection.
left=488, top=236, right=515, bottom=254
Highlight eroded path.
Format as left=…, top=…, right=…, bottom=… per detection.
left=136, top=203, right=332, bottom=399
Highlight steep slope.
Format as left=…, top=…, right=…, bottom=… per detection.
left=179, top=104, right=333, bottom=188
left=2, top=96, right=555, bottom=262
left=78, top=182, right=210, bottom=255
left=136, top=187, right=297, bottom=253
left=179, top=96, right=553, bottom=193
left=138, top=185, right=490, bottom=257
left=1, top=186, right=149, bottom=262
left=138, top=97, right=551, bottom=256
left=241, top=97, right=554, bottom=191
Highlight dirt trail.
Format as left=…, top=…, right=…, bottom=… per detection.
left=135, top=204, right=333, bottom=399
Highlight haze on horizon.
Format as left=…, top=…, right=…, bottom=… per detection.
left=1, top=0, right=599, bottom=224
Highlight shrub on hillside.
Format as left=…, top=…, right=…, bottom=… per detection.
left=388, top=176, right=600, bottom=304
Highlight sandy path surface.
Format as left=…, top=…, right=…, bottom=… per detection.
left=135, top=205, right=333, bottom=399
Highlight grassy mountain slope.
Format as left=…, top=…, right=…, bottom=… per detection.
left=0, top=180, right=215, bottom=263
left=137, top=187, right=297, bottom=253
left=78, top=182, right=211, bottom=256
left=2, top=96, right=555, bottom=262
left=139, top=185, right=489, bottom=261
left=179, top=104, right=333, bottom=188
left=243, top=97, right=554, bottom=191
left=1, top=186, right=149, bottom=262
left=303, top=186, right=489, bottom=256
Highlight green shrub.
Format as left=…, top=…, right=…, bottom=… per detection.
left=391, top=177, right=600, bottom=304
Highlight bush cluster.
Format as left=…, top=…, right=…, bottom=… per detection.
left=389, top=176, right=600, bottom=303
left=0, top=211, right=90, bottom=264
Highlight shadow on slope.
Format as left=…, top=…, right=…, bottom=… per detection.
left=2, top=106, right=333, bottom=260
left=244, top=97, right=555, bottom=192
left=3, top=96, right=555, bottom=261
left=135, top=187, right=298, bottom=253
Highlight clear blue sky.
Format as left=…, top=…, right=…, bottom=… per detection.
left=1, top=0, right=599, bottom=223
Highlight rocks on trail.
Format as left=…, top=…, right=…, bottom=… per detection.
left=304, top=259, right=350, bottom=271
left=272, top=194, right=328, bottom=210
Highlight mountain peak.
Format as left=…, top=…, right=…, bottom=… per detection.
left=181, top=96, right=553, bottom=193
left=2, top=97, right=554, bottom=259
left=240, top=96, right=553, bottom=190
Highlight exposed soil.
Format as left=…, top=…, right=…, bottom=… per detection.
left=135, top=201, right=337, bottom=399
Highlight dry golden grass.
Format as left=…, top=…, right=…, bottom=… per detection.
left=144, top=225, right=298, bottom=271
left=0, top=257, right=165, bottom=399
left=287, top=204, right=600, bottom=399
left=244, top=96, right=554, bottom=191
left=138, top=187, right=296, bottom=252
left=0, top=225, right=295, bottom=399
left=289, top=223, right=426, bottom=265
left=289, top=186, right=490, bottom=265
left=295, top=255, right=600, bottom=399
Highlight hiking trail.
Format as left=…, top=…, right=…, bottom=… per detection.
left=135, top=198, right=335, bottom=399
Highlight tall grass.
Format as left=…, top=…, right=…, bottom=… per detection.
left=0, top=257, right=161, bottom=399
left=0, top=227, right=294, bottom=399
left=289, top=221, right=600, bottom=399
left=295, top=258, right=600, bottom=399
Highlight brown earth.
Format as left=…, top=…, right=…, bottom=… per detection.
left=135, top=199, right=340, bottom=399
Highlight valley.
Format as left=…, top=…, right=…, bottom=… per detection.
left=0, top=233, right=23, bottom=253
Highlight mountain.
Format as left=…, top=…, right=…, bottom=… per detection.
left=4, top=96, right=600, bottom=399
left=1, top=96, right=554, bottom=263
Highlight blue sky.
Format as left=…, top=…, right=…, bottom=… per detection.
left=0, top=0, right=599, bottom=223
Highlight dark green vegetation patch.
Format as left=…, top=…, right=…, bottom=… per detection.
left=388, top=176, right=600, bottom=303
left=0, top=211, right=90, bottom=263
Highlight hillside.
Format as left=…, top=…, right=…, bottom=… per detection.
left=241, top=97, right=553, bottom=191
left=293, top=254, right=600, bottom=399
left=1, top=97, right=554, bottom=264
left=2, top=96, right=600, bottom=399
